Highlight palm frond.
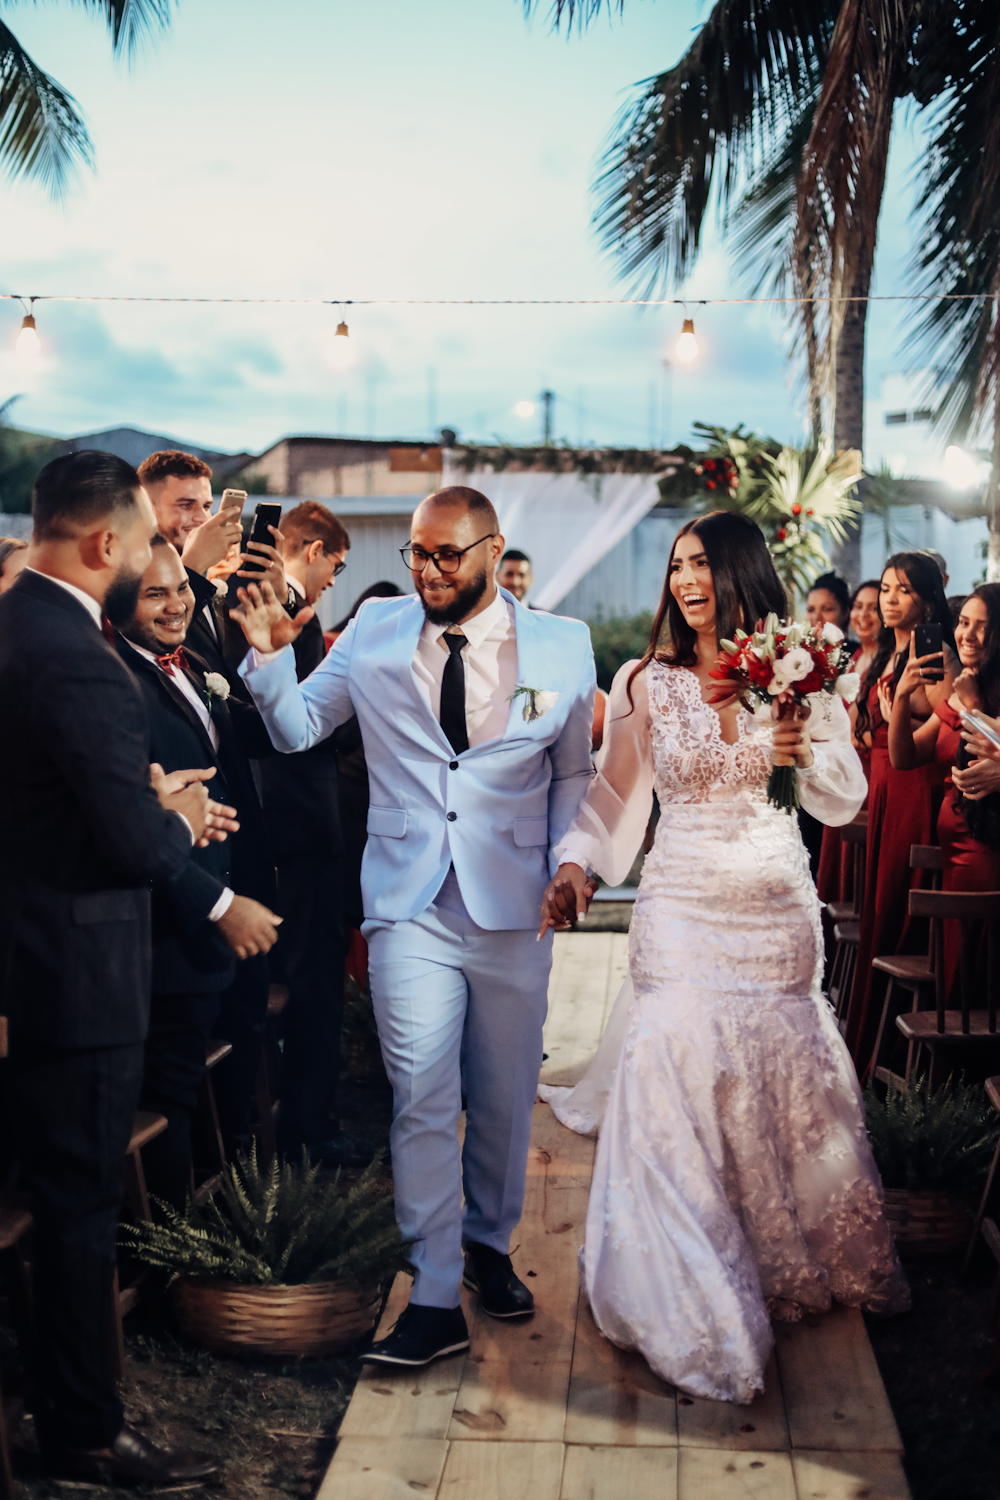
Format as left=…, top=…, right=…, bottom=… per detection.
left=593, top=0, right=839, bottom=296
left=794, top=0, right=911, bottom=430
left=61, top=0, right=176, bottom=61
left=0, top=23, right=92, bottom=196
left=522, top=0, right=623, bottom=28
left=903, top=2, right=1000, bottom=443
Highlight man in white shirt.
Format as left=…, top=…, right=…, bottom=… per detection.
left=231, top=487, right=596, bottom=1368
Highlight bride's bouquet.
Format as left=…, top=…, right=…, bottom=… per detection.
left=709, top=613, right=860, bottom=814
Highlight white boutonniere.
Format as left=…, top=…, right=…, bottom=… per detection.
left=212, top=577, right=230, bottom=600
left=509, top=685, right=559, bottom=723
left=204, top=671, right=231, bottom=709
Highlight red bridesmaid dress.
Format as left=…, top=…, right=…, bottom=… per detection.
left=935, top=700, right=1000, bottom=999
left=844, top=679, right=947, bottom=1071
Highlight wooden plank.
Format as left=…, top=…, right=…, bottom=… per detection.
left=448, top=1124, right=589, bottom=1442
left=791, top=1450, right=911, bottom=1500
left=316, top=1437, right=448, bottom=1500
left=773, top=1306, right=903, bottom=1454
left=528, top=1099, right=597, bottom=1177
left=677, top=1448, right=797, bottom=1500
left=338, top=1275, right=470, bottom=1440
left=565, top=1300, right=677, bottom=1447
left=677, top=1351, right=789, bottom=1452
left=561, top=1444, right=677, bottom=1500
left=439, top=1440, right=564, bottom=1500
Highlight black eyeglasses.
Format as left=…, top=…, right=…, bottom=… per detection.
left=304, top=541, right=347, bottom=576
left=400, top=533, right=496, bottom=575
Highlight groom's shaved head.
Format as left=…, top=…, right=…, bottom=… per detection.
left=414, top=486, right=499, bottom=536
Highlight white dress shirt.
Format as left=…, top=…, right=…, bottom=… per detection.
left=411, top=590, right=519, bottom=747
left=127, top=640, right=232, bottom=920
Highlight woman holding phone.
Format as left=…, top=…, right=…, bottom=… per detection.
left=887, top=585, right=1000, bottom=999
left=843, top=552, right=956, bottom=1073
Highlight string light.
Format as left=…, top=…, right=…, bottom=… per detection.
left=15, top=299, right=39, bottom=357
left=675, top=315, right=698, bottom=363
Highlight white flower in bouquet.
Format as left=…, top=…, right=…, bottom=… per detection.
left=767, top=665, right=791, bottom=695
left=204, top=672, right=231, bottom=705
left=781, top=646, right=814, bottom=683
left=834, top=672, right=861, bottom=702
left=821, top=621, right=845, bottom=645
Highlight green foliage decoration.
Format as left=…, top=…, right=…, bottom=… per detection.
left=863, top=1075, right=1000, bottom=1199
left=587, top=612, right=655, bottom=693
left=120, top=1143, right=412, bottom=1290
left=0, top=398, right=60, bottom=513
left=657, top=422, right=861, bottom=609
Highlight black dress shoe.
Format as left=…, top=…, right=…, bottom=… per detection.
left=307, top=1133, right=372, bottom=1168
left=46, top=1421, right=222, bottom=1485
left=359, top=1302, right=469, bottom=1366
left=462, top=1242, right=534, bottom=1318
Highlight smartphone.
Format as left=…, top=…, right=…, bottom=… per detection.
left=958, top=706, right=1000, bottom=752
left=913, top=622, right=944, bottom=681
left=220, top=487, right=247, bottom=511
left=242, top=501, right=282, bottom=572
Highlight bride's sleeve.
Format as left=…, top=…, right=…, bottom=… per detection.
left=553, top=660, right=654, bottom=886
left=797, top=691, right=868, bottom=826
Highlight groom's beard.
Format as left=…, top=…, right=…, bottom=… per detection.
left=420, top=565, right=488, bottom=626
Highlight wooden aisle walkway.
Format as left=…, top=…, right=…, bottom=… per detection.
left=318, top=932, right=911, bottom=1500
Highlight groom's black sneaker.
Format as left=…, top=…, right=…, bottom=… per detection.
left=359, top=1303, right=470, bottom=1367
left=462, top=1243, right=534, bottom=1319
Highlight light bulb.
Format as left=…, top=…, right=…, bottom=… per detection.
left=675, top=317, right=698, bottom=363
left=16, top=314, right=39, bottom=357
left=514, top=400, right=535, bottom=418
left=335, top=320, right=349, bottom=338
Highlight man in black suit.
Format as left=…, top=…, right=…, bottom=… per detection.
left=138, top=452, right=285, bottom=1150
left=116, top=537, right=283, bottom=1208
left=0, top=452, right=222, bottom=1486
left=225, top=501, right=362, bottom=1165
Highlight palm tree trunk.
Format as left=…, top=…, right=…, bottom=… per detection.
left=828, top=239, right=873, bottom=587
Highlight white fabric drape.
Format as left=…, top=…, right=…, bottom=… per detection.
left=456, top=470, right=662, bottom=611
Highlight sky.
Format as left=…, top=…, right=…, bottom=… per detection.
left=0, top=0, right=930, bottom=459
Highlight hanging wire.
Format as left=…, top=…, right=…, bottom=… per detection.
left=0, top=292, right=995, bottom=308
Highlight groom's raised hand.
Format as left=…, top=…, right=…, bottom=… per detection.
left=230, top=579, right=313, bottom=654
left=539, top=862, right=598, bottom=939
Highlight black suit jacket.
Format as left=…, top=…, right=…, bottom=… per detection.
left=0, top=571, right=194, bottom=1047
left=226, top=588, right=344, bottom=860
left=116, top=637, right=237, bottom=997
left=184, top=568, right=232, bottom=680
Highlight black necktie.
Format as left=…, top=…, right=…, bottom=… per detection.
left=440, top=633, right=469, bottom=754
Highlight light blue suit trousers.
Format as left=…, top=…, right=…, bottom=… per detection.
left=365, top=869, right=553, bottom=1308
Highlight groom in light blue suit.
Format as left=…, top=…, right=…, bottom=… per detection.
left=234, top=487, right=595, bottom=1365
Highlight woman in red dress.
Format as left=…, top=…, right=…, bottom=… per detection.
left=888, top=585, right=1000, bottom=997
left=843, top=553, right=956, bottom=1072
left=816, top=580, right=881, bottom=907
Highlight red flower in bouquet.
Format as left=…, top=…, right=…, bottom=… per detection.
left=708, top=614, right=860, bottom=813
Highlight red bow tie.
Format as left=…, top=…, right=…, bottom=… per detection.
left=159, top=646, right=189, bottom=678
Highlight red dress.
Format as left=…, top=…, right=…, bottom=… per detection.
left=844, top=680, right=947, bottom=1071
left=935, top=700, right=1000, bottom=998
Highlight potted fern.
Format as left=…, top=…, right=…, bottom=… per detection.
left=120, top=1147, right=411, bottom=1356
left=864, top=1076, right=1000, bottom=1256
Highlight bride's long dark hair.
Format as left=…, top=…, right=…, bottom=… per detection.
left=626, top=511, right=786, bottom=705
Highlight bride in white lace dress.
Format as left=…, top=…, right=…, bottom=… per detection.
left=538, top=512, right=909, bottom=1405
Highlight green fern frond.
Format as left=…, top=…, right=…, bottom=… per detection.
left=121, top=1146, right=412, bottom=1291
left=864, top=1075, right=1000, bottom=1197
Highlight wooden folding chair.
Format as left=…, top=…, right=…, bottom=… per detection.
left=895, top=889, right=1000, bottom=1089
left=869, top=845, right=943, bottom=1087
left=825, top=815, right=867, bottom=1023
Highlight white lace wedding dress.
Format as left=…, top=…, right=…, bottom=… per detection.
left=540, top=660, right=910, bottom=1405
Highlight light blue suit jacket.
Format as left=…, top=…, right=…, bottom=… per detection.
left=239, top=588, right=596, bottom=931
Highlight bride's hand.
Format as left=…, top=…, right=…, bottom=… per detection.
left=539, top=863, right=598, bottom=939
left=771, top=701, right=813, bottom=769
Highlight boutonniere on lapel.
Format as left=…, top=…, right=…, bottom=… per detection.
left=509, top=684, right=560, bottom=723
left=203, top=672, right=231, bottom=710
left=212, top=578, right=230, bottom=600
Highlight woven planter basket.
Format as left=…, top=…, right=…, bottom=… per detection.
left=172, top=1277, right=381, bottom=1357
left=883, top=1188, right=973, bottom=1257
